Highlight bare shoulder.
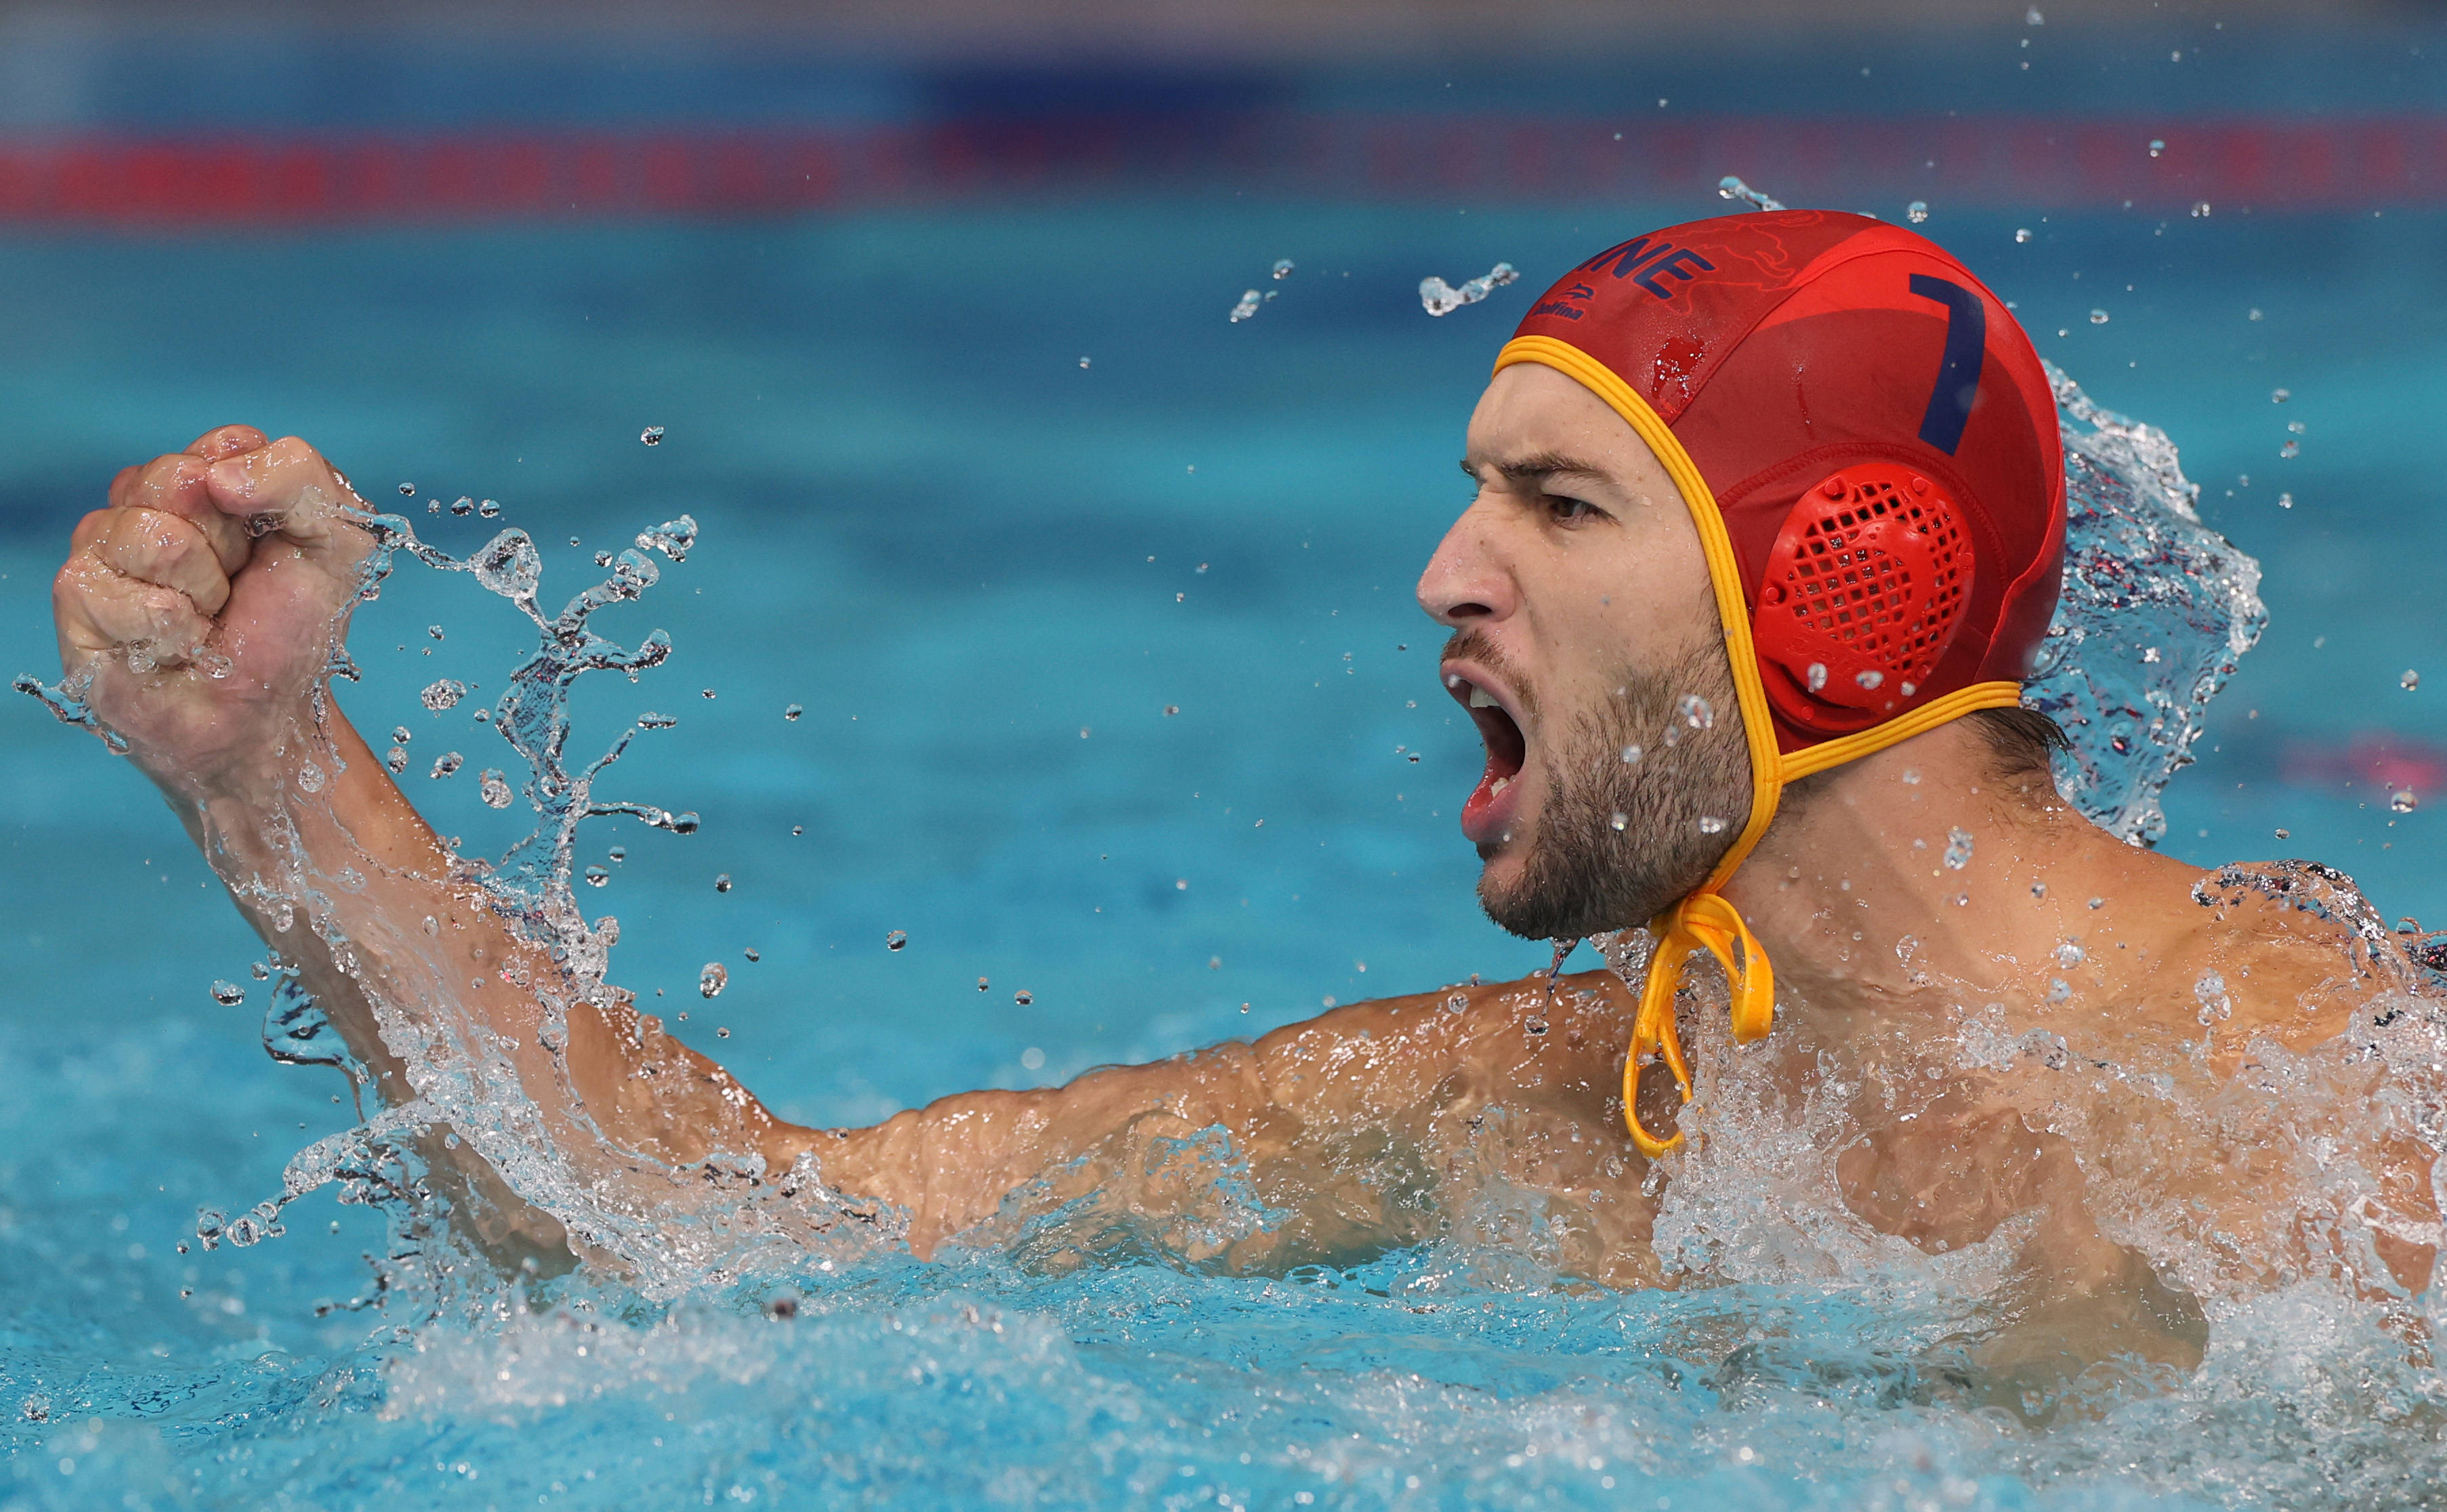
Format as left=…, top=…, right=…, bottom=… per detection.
left=2167, top=858, right=2440, bottom=1050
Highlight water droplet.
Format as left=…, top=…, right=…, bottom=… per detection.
left=383, top=745, right=409, bottom=774
left=1676, top=694, right=1714, bottom=730
left=390, top=726, right=413, bottom=745
left=1164, top=705, right=1180, bottom=716
left=2025, top=3, right=2043, bottom=21
left=2014, top=228, right=2033, bottom=244
left=2056, top=938, right=2086, bottom=967
left=469, top=530, right=541, bottom=600
left=478, top=770, right=514, bottom=809
left=1610, top=812, right=1628, bottom=831
left=2249, top=307, right=2264, bottom=320
left=1077, top=357, right=1091, bottom=369
left=641, top=426, right=665, bottom=446
left=449, top=498, right=474, bottom=517
left=209, top=980, right=246, bottom=1006
left=2191, top=201, right=2212, bottom=217
left=583, top=865, right=610, bottom=887
left=633, top=518, right=697, bottom=563
left=714, top=874, right=732, bottom=893
left=698, top=963, right=728, bottom=999
left=976, top=977, right=990, bottom=991
left=1698, top=816, right=1728, bottom=835
left=1228, top=289, right=1263, bottom=322
left=2275, top=828, right=2291, bottom=840
left=607, top=845, right=626, bottom=862
left=2148, top=138, right=2165, bottom=158
left=249, top=961, right=271, bottom=980
left=1906, top=200, right=1929, bottom=224
left=2031, top=881, right=2048, bottom=899
left=1619, top=744, right=1643, bottom=765
left=2047, top=978, right=2071, bottom=1003
left=1901, top=768, right=1921, bottom=785
left=716, top=1026, right=730, bottom=1038
left=638, top=712, right=677, bottom=730
left=1855, top=670, right=1883, bottom=690
left=1715, top=175, right=1785, bottom=212
left=2089, top=308, right=2110, bottom=324
left=1417, top=262, right=1520, bottom=316
left=2278, top=492, right=2295, bottom=509
left=2287, top=420, right=2306, bottom=434
left=421, top=678, right=469, bottom=711
left=2272, top=387, right=2291, bottom=403
left=477, top=499, right=501, bottom=519
left=2393, top=790, right=2419, bottom=814
left=297, top=762, right=326, bottom=795
left=397, top=482, right=416, bottom=496
left=2193, top=969, right=2232, bottom=1025
left=428, top=751, right=463, bottom=779
left=1271, top=258, right=1295, bottom=280
left=1944, top=827, right=1974, bottom=868
left=2279, top=440, right=2300, bottom=459
left=2404, top=670, right=2421, bottom=691
left=784, top=703, right=803, bottom=721
left=1805, top=663, right=1828, bottom=692
left=1013, top=989, right=1032, bottom=1006
left=885, top=929, right=908, bottom=950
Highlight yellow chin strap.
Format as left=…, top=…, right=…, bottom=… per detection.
left=1494, top=336, right=2024, bottom=1160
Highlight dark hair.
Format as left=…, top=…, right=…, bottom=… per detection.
left=1963, top=705, right=2070, bottom=777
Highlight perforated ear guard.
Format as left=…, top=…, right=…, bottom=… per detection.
left=1751, top=461, right=1973, bottom=734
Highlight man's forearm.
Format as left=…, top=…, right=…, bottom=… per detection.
left=170, top=698, right=812, bottom=1261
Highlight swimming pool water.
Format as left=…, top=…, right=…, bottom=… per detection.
left=5, top=196, right=2447, bottom=1507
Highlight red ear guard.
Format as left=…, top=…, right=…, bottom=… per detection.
left=1751, top=461, right=1973, bottom=734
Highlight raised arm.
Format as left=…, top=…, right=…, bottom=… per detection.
left=50, top=426, right=1658, bottom=1282
left=50, top=427, right=809, bottom=1266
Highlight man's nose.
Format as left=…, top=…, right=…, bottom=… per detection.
left=1416, top=502, right=1518, bottom=627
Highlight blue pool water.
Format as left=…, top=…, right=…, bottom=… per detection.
left=5, top=194, right=2447, bottom=1507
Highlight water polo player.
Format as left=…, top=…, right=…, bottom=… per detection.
left=46, top=209, right=2443, bottom=1393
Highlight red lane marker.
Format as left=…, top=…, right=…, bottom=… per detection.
left=0, top=115, right=2441, bottom=226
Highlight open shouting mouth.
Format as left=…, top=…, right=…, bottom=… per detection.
left=1445, top=667, right=1530, bottom=844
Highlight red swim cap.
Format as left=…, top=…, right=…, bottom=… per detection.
left=1493, top=209, right=2066, bottom=1156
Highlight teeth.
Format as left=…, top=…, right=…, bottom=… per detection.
left=1468, top=686, right=1499, bottom=709
left=1490, top=777, right=1511, bottom=796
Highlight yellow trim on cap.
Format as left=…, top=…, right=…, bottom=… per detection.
left=1490, top=334, right=2027, bottom=1159
left=1776, top=680, right=2026, bottom=784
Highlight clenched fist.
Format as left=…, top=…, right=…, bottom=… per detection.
left=51, top=425, right=376, bottom=798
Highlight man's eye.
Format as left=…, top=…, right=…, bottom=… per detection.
left=1545, top=495, right=1595, bottom=522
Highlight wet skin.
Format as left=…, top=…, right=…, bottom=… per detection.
left=49, top=388, right=2442, bottom=1401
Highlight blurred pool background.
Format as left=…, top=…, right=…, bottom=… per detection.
left=2, top=0, right=2446, bottom=1505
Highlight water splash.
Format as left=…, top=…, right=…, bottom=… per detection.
left=2025, top=362, right=2267, bottom=846
left=1418, top=263, right=1518, bottom=316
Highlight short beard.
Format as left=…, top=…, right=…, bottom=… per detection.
left=1478, top=642, right=1753, bottom=942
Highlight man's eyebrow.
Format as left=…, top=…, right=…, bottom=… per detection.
left=1461, top=452, right=1612, bottom=485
